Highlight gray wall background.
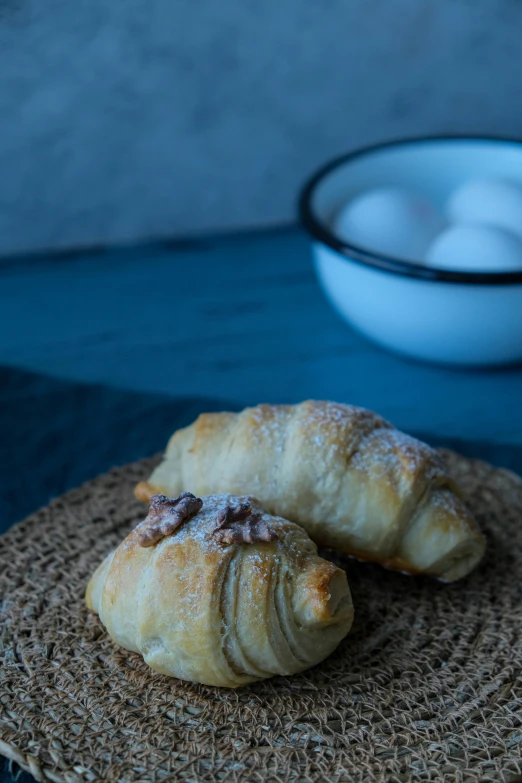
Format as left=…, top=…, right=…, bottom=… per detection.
left=1, top=0, right=521, bottom=255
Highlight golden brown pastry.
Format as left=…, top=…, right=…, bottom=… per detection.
left=86, top=492, right=353, bottom=688
left=135, top=401, right=486, bottom=582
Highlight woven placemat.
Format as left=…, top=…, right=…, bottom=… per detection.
left=1, top=453, right=521, bottom=783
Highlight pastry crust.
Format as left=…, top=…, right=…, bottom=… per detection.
left=86, top=493, right=353, bottom=688
left=135, top=401, right=486, bottom=582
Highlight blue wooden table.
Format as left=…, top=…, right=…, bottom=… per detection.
left=1, top=225, right=522, bottom=446
left=1, top=225, right=522, bottom=783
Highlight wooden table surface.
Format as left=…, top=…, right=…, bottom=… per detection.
left=1, top=225, right=522, bottom=448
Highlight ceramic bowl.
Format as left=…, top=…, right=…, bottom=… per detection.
left=299, top=136, right=522, bottom=366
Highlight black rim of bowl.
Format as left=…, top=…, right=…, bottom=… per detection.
left=299, top=134, right=522, bottom=285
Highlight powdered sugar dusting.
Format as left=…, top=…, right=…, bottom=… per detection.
left=430, top=486, right=464, bottom=516
left=242, top=404, right=445, bottom=493
left=247, top=404, right=291, bottom=452
left=297, top=400, right=389, bottom=469
left=351, top=426, right=444, bottom=485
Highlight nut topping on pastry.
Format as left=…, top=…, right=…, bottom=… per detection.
left=213, top=501, right=279, bottom=545
left=136, top=492, right=203, bottom=547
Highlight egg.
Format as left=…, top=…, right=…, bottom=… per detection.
left=448, top=177, right=522, bottom=239
left=333, top=187, right=445, bottom=263
left=426, top=224, right=522, bottom=272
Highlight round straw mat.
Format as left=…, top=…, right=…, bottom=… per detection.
left=1, top=453, right=521, bottom=783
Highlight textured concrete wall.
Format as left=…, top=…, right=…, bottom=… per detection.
left=1, top=0, right=521, bottom=254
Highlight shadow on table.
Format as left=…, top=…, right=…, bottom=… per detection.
left=0, top=365, right=241, bottom=535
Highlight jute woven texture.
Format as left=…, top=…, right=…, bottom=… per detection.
left=1, top=453, right=521, bottom=783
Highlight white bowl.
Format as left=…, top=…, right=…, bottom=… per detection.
left=299, top=136, right=522, bottom=367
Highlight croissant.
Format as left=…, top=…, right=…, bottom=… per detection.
left=86, top=492, right=353, bottom=688
left=135, top=401, right=486, bottom=582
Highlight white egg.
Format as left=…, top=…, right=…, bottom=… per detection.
left=426, top=224, right=522, bottom=272
left=333, top=187, right=445, bottom=263
left=448, top=177, right=522, bottom=239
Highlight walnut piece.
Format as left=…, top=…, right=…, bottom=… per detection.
left=136, top=492, right=203, bottom=547
left=213, top=502, right=279, bottom=545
